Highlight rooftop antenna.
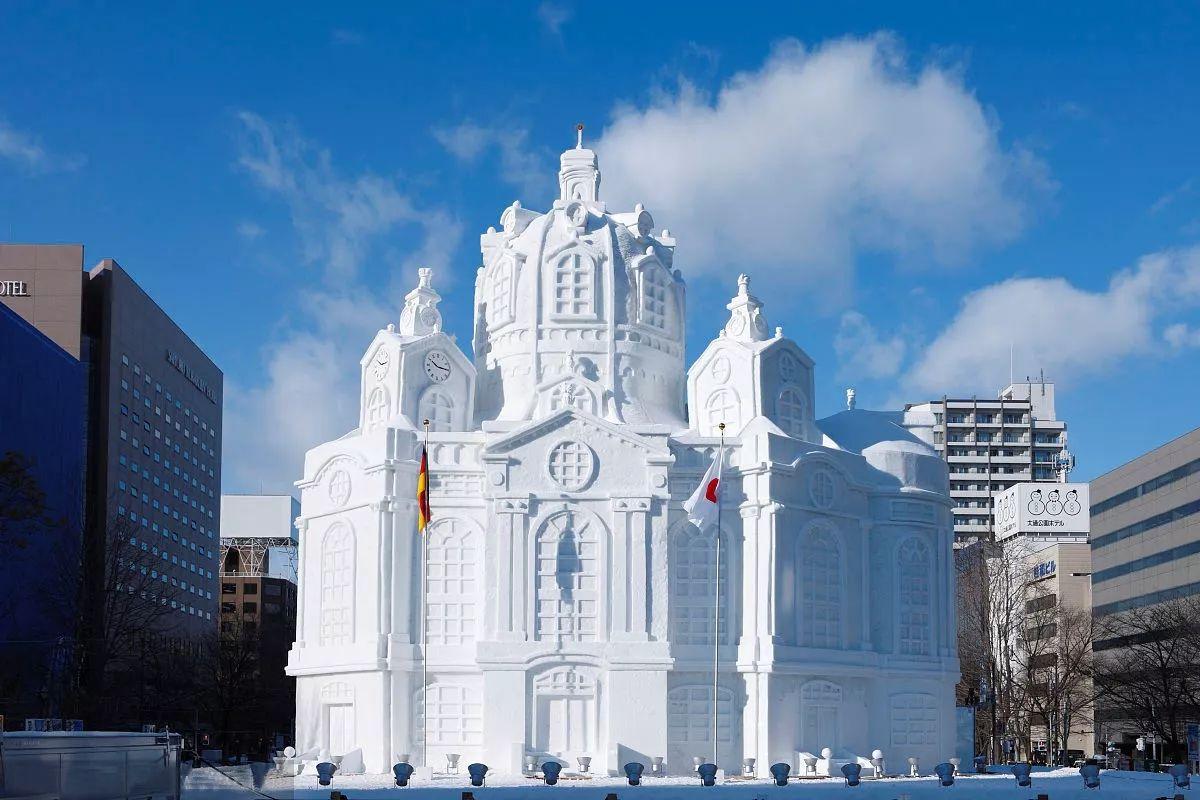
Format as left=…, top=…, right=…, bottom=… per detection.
left=576, top=123, right=584, bottom=149
left=1009, top=342, right=1014, bottom=387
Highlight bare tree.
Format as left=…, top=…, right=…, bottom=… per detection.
left=1093, top=597, right=1200, bottom=759
left=1015, top=591, right=1094, bottom=762
left=41, top=505, right=189, bottom=725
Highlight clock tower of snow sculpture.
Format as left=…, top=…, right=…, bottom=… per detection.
left=687, top=273, right=816, bottom=441
left=360, top=268, right=475, bottom=433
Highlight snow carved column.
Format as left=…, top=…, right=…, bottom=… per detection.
left=295, top=517, right=309, bottom=648
left=611, top=496, right=652, bottom=640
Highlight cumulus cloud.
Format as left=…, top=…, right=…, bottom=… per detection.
left=595, top=35, right=1048, bottom=303
left=834, top=310, right=907, bottom=380
left=224, top=114, right=462, bottom=493
left=902, top=246, right=1200, bottom=397
left=0, top=116, right=85, bottom=172
left=433, top=121, right=550, bottom=202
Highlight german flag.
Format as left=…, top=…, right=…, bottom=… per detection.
left=417, top=446, right=431, bottom=533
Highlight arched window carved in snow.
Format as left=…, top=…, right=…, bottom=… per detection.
left=778, top=387, right=806, bottom=439
left=553, top=252, right=595, bottom=316
left=639, top=264, right=670, bottom=330
left=798, top=524, right=841, bottom=649
left=320, top=524, right=355, bottom=645
left=365, top=387, right=389, bottom=429
left=897, top=537, right=932, bottom=656
left=420, top=387, right=455, bottom=432
left=669, top=523, right=731, bottom=645
left=487, top=258, right=514, bottom=325
left=535, top=511, right=599, bottom=642
left=704, top=388, right=740, bottom=436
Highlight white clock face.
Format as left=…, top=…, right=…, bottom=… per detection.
left=424, top=350, right=451, bottom=383
left=372, top=348, right=389, bottom=380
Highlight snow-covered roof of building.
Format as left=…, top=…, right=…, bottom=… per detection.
left=816, top=408, right=928, bottom=455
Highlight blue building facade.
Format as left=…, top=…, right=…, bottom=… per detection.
left=0, top=301, right=87, bottom=720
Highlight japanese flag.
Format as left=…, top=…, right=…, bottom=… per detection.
left=684, top=451, right=723, bottom=531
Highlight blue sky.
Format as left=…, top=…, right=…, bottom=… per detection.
left=3, top=2, right=1200, bottom=493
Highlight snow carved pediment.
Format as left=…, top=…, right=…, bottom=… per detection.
left=484, top=407, right=668, bottom=458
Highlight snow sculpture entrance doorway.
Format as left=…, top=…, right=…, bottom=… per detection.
left=800, top=681, right=842, bottom=755
left=321, top=682, right=355, bottom=756
left=532, top=667, right=596, bottom=762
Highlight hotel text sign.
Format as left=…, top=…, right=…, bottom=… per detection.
left=0, top=280, right=31, bottom=297
left=166, top=349, right=218, bottom=404
left=995, top=482, right=1090, bottom=539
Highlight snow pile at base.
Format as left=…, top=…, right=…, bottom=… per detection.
left=184, top=764, right=1187, bottom=800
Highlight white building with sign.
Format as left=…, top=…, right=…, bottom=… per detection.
left=993, top=481, right=1093, bottom=758
left=286, top=135, right=960, bottom=776
left=994, top=482, right=1090, bottom=542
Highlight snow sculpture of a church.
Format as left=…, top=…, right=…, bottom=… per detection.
left=287, top=134, right=960, bottom=776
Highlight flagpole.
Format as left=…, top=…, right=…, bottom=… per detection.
left=713, top=422, right=725, bottom=768
left=421, top=419, right=430, bottom=772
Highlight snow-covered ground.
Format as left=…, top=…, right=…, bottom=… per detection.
left=184, top=763, right=1189, bottom=800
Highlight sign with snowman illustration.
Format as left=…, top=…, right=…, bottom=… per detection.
left=994, top=482, right=1090, bottom=540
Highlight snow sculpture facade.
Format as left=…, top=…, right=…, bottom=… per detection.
left=287, top=135, right=960, bottom=776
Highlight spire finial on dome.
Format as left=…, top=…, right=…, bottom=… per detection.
left=576, top=123, right=584, bottom=150
left=723, top=272, right=769, bottom=342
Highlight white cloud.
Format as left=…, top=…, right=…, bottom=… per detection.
left=902, top=246, right=1200, bottom=397
left=595, top=35, right=1047, bottom=303
left=1164, top=322, right=1200, bottom=350
left=834, top=310, right=906, bottom=380
left=236, top=221, right=265, bottom=240
left=537, top=2, right=572, bottom=37
left=224, top=114, right=462, bottom=493
left=237, top=111, right=462, bottom=282
left=0, top=117, right=85, bottom=172
left=433, top=121, right=550, bottom=202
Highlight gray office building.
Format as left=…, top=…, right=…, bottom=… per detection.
left=82, top=258, right=224, bottom=636
left=1090, top=425, right=1200, bottom=622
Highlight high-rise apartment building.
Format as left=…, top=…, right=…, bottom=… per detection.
left=904, top=379, right=1071, bottom=541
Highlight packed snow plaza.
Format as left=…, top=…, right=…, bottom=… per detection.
left=286, top=132, right=960, bottom=776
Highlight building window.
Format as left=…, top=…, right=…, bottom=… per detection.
left=639, top=264, right=669, bottom=329
left=425, top=519, right=477, bottom=645
left=547, top=441, right=594, bottom=491
left=320, top=525, right=355, bottom=645
left=221, top=583, right=236, bottom=594
left=704, top=388, right=740, bottom=437
left=244, top=583, right=258, bottom=595
left=898, top=537, right=932, bottom=656
left=366, top=387, right=388, bottom=429
left=553, top=252, right=594, bottom=316
left=419, top=388, right=454, bottom=432
left=535, top=511, right=599, bottom=642
left=777, top=388, right=806, bottom=438
left=415, top=683, right=483, bottom=747
left=487, top=258, right=514, bottom=325
left=670, top=523, right=729, bottom=645
left=798, top=524, right=841, bottom=648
